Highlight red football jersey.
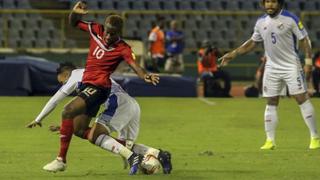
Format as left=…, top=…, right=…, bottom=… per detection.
left=77, top=21, right=135, bottom=88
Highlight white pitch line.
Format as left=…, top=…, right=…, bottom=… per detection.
left=198, top=97, right=216, bottom=106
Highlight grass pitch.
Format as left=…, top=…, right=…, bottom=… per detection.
left=0, top=97, right=320, bottom=180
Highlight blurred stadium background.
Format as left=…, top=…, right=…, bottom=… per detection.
left=0, top=0, right=319, bottom=96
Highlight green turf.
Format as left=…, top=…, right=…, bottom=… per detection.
left=0, top=97, right=320, bottom=180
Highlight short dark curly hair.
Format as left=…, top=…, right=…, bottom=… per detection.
left=104, top=15, right=123, bottom=34
left=56, top=62, right=76, bottom=75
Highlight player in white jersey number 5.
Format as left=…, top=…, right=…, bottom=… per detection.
left=219, top=0, right=320, bottom=150
left=26, top=63, right=172, bottom=174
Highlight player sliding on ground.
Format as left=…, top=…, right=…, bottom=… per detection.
left=26, top=1, right=161, bottom=175
left=26, top=63, right=172, bottom=174
left=219, top=0, right=320, bottom=150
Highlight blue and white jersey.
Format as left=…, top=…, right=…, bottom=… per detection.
left=251, top=10, right=308, bottom=72
left=60, top=69, right=84, bottom=94
left=110, top=78, right=127, bottom=94
left=104, top=79, right=132, bottom=118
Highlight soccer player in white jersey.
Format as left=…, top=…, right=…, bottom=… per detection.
left=26, top=63, right=172, bottom=174
left=220, top=0, right=320, bottom=150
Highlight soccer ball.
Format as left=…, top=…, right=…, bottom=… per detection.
left=140, top=154, right=161, bottom=175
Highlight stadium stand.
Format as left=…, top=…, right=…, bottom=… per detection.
left=0, top=0, right=319, bottom=96
left=0, top=0, right=319, bottom=50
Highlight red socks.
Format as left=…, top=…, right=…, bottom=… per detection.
left=82, top=128, right=91, bottom=139
left=58, top=119, right=74, bottom=163
left=57, top=120, right=126, bottom=163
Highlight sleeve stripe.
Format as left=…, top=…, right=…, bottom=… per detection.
left=281, top=10, right=299, bottom=25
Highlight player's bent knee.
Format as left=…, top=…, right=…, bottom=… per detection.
left=294, top=93, right=308, bottom=105
left=62, top=104, right=78, bottom=118
left=62, top=106, right=72, bottom=118
left=267, top=96, right=279, bottom=106
left=90, top=123, right=110, bottom=143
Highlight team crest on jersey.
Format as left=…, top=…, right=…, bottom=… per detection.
left=298, top=21, right=304, bottom=30
left=277, top=23, right=284, bottom=30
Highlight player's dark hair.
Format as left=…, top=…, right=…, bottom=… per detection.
left=56, top=62, right=76, bottom=75
left=262, top=0, right=285, bottom=8
left=104, top=15, right=123, bottom=33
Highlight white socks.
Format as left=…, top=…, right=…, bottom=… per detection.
left=299, top=100, right=319, bottom=138
left=264, top=105, right=278, bottom=142
left=264, top=100, right=319, bottom=143
left=95, top=134, right=133, bottom=159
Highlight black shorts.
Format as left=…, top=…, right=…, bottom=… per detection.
left=78, top=83, right=111, bottom=117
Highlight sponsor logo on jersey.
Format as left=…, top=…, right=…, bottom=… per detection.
left=277, top=23, right=284, bottom=30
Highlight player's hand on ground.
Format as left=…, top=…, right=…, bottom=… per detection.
left=49, top=125, right=60, bottom=132
left=144, top=73, right=160, bottom=86
left=26, top=120, right=42, bottom=128
left=219, top=51, right=237, bottom=67
left=72, top=1, right=88, bottom=15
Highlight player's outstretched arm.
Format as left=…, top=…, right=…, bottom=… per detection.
left=300, top=36, right=314, bottom=94
left=300, top=36, right=313, bottom=79
left=129, top=61, right=160, bottom=86
left=69, top=1, right=88, bottom=27
left=219, top=39, right=257, bottom=67
left=26, top=90, right=68, bottom=128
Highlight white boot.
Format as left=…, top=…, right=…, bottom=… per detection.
left=43, top=157, right=66, bottom=172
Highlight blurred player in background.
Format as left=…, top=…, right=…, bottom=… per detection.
left=27, top=1, right=159, bottom=175
left=148, top=16, right=166, bottom=73
left=26, top=63, right=172, bottom=174
left=220, top=0, right=320, bottom=150
left=165, top=20, right=185, bottom=74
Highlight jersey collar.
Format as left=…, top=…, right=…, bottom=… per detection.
left=106, top=38, right=121, bottom=48
left=270, top=9, right=283, bottom=19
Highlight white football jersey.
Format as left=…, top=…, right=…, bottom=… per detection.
left=60, top=69, right=84, bottom=94
left=251, top=10, right=308, bottom=72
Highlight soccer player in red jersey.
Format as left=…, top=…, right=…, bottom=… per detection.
left=40, top=1, right=159, bottom=175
